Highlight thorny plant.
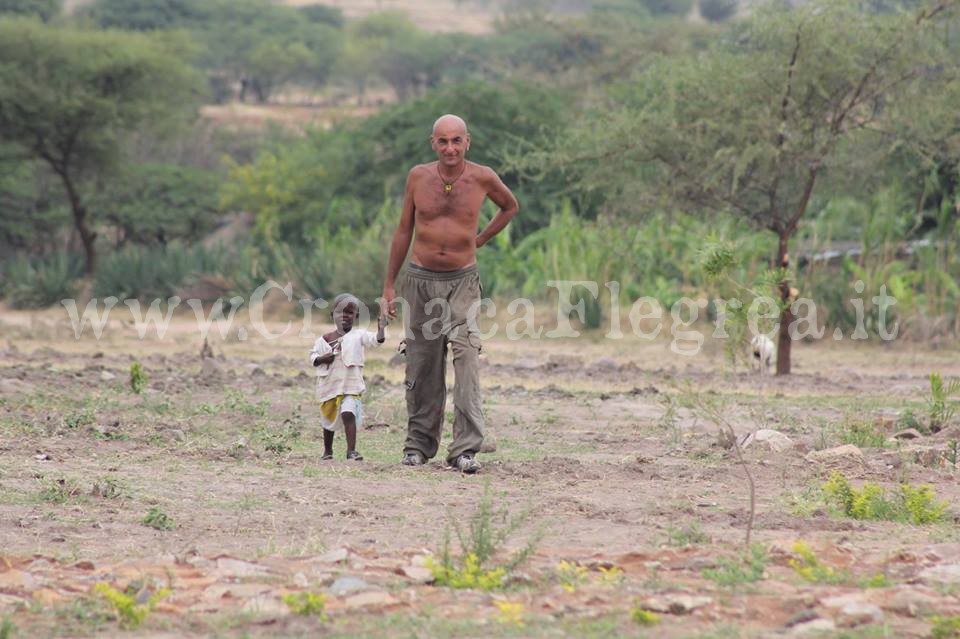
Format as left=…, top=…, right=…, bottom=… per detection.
left=427, top=482, right=541, bottom=591
left=678, top=387, right=757, bottom=548
left=928, top=372, right=960, bottom=433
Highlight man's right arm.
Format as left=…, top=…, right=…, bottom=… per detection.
left=381, top=168, right=417, bottom=318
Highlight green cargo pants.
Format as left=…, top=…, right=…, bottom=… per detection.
left=401, top=263, right=484, bottom=464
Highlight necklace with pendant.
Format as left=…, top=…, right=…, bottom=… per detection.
left=438, top=162, right=465, bottom=195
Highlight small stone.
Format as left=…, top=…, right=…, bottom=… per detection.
left=590, top=358, right=618, bottom=371
left=293, top=572, right=309, bottom=588
left=201, top=358, right=223, bottom=378
left=32, top=588, right=62, bottom=605
left=805, top=444, right=863, bottom=463
left=640, top=594, right=712, bottom=614
left=0, top=570, right=36, bottom=590
left=99, top=371, right=117, bottom=382
left=241, top=594, right=289, bottom=616
left=342, top=590, right=398, bottom=609
left=316, top=548, right=349, bottom=564
left=398, top=566, right=434, bottom=584
left=891, top=428, right=923, bottom=440
left=215, top=557, right=270, bottom=579
left=919, top=563, right=960, bottom=585
left=739, top=429, right=794, bottom=453
left=249, top=366, right=266, bottom=378
left=882, top=585, right=940, bottom=617
left=835, top=602, right=883, bottom=627
left=328, top=576, right=369, bottom=596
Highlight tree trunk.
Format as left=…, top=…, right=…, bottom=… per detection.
left=776, top=232, right=793, bottom=376
left=61, top=169, right=97, bottom=275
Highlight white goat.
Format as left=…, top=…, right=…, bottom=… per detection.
left=750, top=334, right=775, bottom=374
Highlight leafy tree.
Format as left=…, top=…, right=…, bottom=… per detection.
left=81, top=0, right=206, bottom=30
left=699, top=0, right=739, bottom=22
left=530, top=0, right=960, bottom=374
left=299, top=4, right=344, bottom=28
left=0, top=0, right=61, bottom=21
left=223, top=80, right=571, bottom=247
left=0, top=19, right=202, bottom=274
left=91, top=164, right=220, bottom=246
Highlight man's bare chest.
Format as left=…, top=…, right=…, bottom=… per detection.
left=413, top=184, right=486, bottom=222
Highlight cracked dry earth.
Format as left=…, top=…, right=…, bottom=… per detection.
left=1, top=311, right=960, bottom=638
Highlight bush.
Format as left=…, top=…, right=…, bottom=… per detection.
left=822, top=471, right=948, bottom=524
left=1, top=253, right=81, bottom=308
left=699, top=0, right=739, bottom=22
left=93, top=243, right=238, bottom=301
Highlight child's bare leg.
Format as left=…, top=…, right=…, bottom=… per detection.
left=322, top=429, right=334, bottom=459
left=342, top=412, right=362, bottom=460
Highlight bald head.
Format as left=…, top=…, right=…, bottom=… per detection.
left=432, top=114, right=468, bottom=138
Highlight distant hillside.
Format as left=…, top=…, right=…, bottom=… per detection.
left=64, top=0, right=499, bottom=33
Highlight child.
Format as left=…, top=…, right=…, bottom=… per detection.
left=309, top=294, right=386, bottom=461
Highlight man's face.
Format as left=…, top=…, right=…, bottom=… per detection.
left=333, top=301, right=358, bottom=333
left=431, top=124, right=469, bottom=167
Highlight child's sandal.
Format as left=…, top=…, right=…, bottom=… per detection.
left=321, top=452, right=333, bottom=461
left=346, top=450, right=363, bottom=461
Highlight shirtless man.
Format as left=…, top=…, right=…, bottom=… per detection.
left=381, top=114, right=519, bottom=473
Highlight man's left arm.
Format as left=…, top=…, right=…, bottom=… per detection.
left=476, top=167, right=519, bottom=248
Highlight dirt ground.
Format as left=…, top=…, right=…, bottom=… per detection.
left=1, top=307, right=960, bottom=638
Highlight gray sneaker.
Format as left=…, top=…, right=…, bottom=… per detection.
left=454, top=454, right=480, bottom=474
left=402, top=451, right=425, bottom=466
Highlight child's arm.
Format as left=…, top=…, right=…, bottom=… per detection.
left=309, top=337, right=335, bottom=367
left=376, top=315, right=387, bottom=344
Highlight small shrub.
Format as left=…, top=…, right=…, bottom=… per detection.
left=596, top=565, right=625, bottom=585
left=930, top=616, right=960, bottom=639
left=556, top=560, right=589, bottom=592
left=859, top=573, right=892, bottom=588
left=93, top=583, right=169, bottom=629
left=0, top=617, right=15, bottom=639
left=91, top=477, right=129, bottom=500
left=699, top=0, right=738, bottom=22
left=39, top=478, right=82, bottom=504
left=64, top=408, right=96, bottom=430
left=427, top=482, right=539, bottom=591
left=928, top=373, right=960, bottom=433
left=141, top=507, right=175, bottom=531
left=895, top=408, right=925, bottom=434
left=631, top=606, right=661, bottom=626
left=664, top=522, right=709, bottom=547
left=282, top=592, right=328, bottom=618
left=703, top=545, right=767, bottom=587
left=494, top=600, right=525, bottom=627
left=822, top=471, right=948, bottom=524
left=129, top=363, right=147, bottom=395
left=789, top=541, right=846, bottom=585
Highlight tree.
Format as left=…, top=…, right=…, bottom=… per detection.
left=531, top=0, right=959, bottom=374
left=0, top=19, right=202, bottom=274
left=699, top=0, right=739, bottom=22
left=0, top=0, right=61, bottom=21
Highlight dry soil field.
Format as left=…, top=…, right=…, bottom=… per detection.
left=1, top=307, right=960, bottom=638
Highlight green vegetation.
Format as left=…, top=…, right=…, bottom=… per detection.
left=822, top=471, right=948, bottom=524
left=702, top=545, right=768, bottom=587
left=631, top=606, right=661, bottom=627
left=427, top=483, right=539, bottom=591
left=282, top=592, right=328, bottom=618
left=141, top=507, right=175, bottom=530
left=928, top=373, right=960, bottom=432
left=930, top=616, right=960, bottom=639
left=93, top=582, right=169, bottom=629
left=129, top=363, right=147, bottom=395
left=789, top=541, right=847, bottom=585
left=0, top=0, right=958, bottom=365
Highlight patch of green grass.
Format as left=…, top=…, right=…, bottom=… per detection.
left=38, top=478, right=82, bottom=504
left=664, top=521, right=709, bottom=547
left=282, top=592, right=328, bottom=618
left=630, top=606, right=660, bottom=627
left=0, top=618, right=15, bottom=639
left=822, top=471, right=948, bottom=524
left=93, top=582, right=169, bottom=629
left=64, top=407, right=96, bottom=430
left=789, top=541, right=847, bottom=585
left=129, top=362, right=147, bottom=395
left=703, top=545, right=767, bottom=587
left=930, top=615, right=960, bottom=639
left=91, top=477, right=130, bottom=500
left=141, top=507, right=175, bottom=531
left=223, top=389, right=270, bottom=417
left=838, top=417, right=888, bottom=449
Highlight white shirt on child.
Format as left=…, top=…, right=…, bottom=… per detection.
left=309, top=329, right=382, bottom=402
